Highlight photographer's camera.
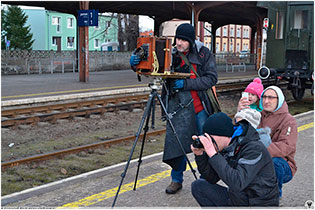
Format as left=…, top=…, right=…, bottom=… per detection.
left=192, top=138, right=204, bottom=148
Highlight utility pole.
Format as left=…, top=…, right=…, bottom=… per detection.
left=79, top=1, right=90, bottom=82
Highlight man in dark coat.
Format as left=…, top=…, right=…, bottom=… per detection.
left=130, top=23, right=217, bottom=194
left=161, top=23, right=217, bottom=194
left=191, top=112, right=279, bottom=206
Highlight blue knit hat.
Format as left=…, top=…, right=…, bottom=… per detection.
left=259, top=86, right=285, bottom=112
left=202, top=112, right=234, bottom=137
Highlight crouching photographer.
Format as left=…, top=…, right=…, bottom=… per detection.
left=191, top=112, right=279, bottom=207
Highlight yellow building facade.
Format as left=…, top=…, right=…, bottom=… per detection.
left=161, top=19, right=251, bottom=53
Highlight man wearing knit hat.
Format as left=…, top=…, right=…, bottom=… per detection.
left=258, top=86, right=298, bottom=198
left=191, top=112, right=279, bottom=206
left=163, top=23, right=218, bottom=194
left=130, top=23, right=217, bottom=194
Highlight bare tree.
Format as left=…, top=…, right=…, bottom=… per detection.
left=117, top=14, right=125, bottom=51
left=117, top=13, right=139, bottom=51
left=126, top=14, right=139, bottom=51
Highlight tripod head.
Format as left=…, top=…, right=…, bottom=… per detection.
left=148, top=78, right=163, bottom=91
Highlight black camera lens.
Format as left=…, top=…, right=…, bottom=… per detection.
left=192, top=138, right=204, bottom=148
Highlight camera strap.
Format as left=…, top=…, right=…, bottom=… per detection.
left=178, top=52, right=221, bottom=113
left=178, top=52, right=199, bottom=77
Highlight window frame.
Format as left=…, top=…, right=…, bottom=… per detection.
left=94, top=39, right=100, bottom=48
left=67, top=17, right=74, bottom=28
left=67, top=36, right=74, bottom=48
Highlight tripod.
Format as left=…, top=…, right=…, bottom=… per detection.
left=112, top=78, right=197, bottom=207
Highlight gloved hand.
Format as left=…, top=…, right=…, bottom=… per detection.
left=130, top=54, right=141, bottom=66
left=173, top=79, right=184, bottom=90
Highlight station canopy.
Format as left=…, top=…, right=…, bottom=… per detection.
left=2, top=1, right=267, bottom=30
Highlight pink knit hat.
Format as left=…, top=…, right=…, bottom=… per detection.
left=244, top=78, right=264, bottom=99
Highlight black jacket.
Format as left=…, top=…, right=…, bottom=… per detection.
left=195, top=120, right=279, bottom=206
left=161, top=42, right=218, bottom=170
left=163, top=41, right=218, bottom=115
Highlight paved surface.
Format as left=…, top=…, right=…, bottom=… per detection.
left=2, top=111, right=313, bottom=208
left=1, top=68, right=259, bottom=100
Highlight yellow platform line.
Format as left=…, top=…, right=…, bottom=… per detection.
left=298, top=122, right=314, bottom=132
left=58, top=122, right=313, bottom=208
left=1, top=84, right=146, bottom=99
left=58, top=161, right=197, bottom=208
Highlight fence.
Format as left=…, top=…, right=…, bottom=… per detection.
left=1, top=50, right=131, bottom=75
left=1, top=50, right=264, bottom=75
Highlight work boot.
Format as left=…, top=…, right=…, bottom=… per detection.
left=165, top=182, right=182, bottom=194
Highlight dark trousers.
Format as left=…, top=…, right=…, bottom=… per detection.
left=191, top=179, right=231, bottom=207
left=170, top=110, right=209, bottom=183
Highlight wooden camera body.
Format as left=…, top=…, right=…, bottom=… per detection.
left=135, top=36, right=190, bottom=79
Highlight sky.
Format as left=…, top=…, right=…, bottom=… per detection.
left=139, top=16, right=154, bottom=32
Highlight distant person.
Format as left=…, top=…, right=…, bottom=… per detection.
left=258, top=86, right=298, bottom=197
left=191, top=112, right=279, bottom=206
left=237, top=77, right=264, bottom=112
left=130, top=23, right=218, bottom=194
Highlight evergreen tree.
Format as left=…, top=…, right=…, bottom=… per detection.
left=1, top=6, right=34, bottom=50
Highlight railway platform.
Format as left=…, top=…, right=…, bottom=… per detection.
left=2, top=111, right=314, bottom=208
left=1, top=67, right=259, bottom=103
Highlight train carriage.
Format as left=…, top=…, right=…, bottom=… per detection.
left=259, top=1, right=314, bottom=100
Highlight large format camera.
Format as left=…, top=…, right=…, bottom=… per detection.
left=134, top=36, right=191, bottom=79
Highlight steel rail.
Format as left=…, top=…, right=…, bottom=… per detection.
left=1, top=129, right=166, bottom=170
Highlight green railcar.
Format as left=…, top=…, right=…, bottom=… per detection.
left=259, top=1, right=314, bottom=100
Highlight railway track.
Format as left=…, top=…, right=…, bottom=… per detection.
left=1, top=80, right=286, bottom=128
left=3, top=95, right=309, bottom=171
left=1, top=80, right=294, bottom=170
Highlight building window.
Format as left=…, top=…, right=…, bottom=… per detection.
left=294, top=10, right=308, bottom=29
left=236, top=43, right=240, bottom=52
left=243, top=43, right=248, bottom=50
left=230, top=43, right=233, bottom=52
left=216, top=42, right=220, bottom=52
left=230, top=27, right=234, bottom=37
left=276, top=11, right=284, bottom=39
left=95, top=39, right=100, bottom=48
left=67, top=18, right=74, bottom=28
left=245, top=28, right=250, bottom=38
left=52, top=16, right=61, bottom=32
left=52, top=17, right=59, bottom=25
left=223, top=27, right=227, bottom=36
left=67, top=37, right=74, bottom=48
left=216, top=28, right=220, bottom=36
left=105, top=20, right=111, bottom=28
left=52, top=37, right=58, bottom=46
left=237, top=28, right=241, bottom=37
left=223, top=43, right=227, bottom=52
